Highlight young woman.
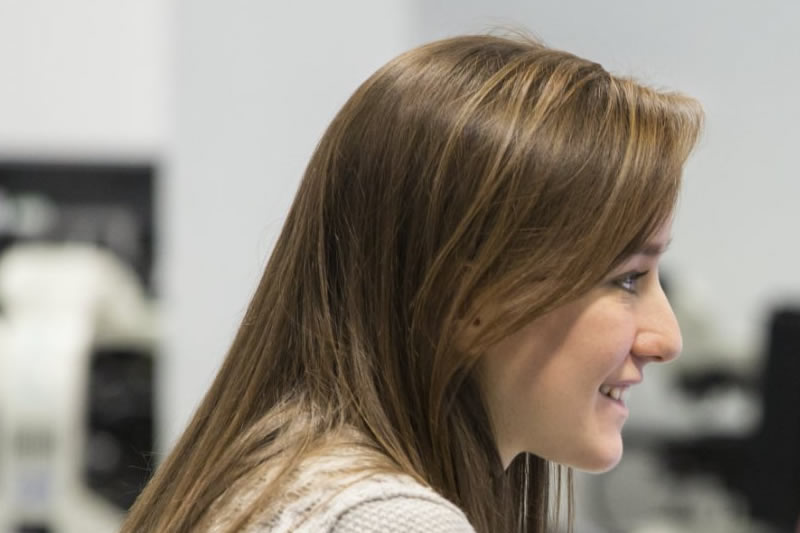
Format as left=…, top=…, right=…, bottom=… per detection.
left=121, top=34, right=703, bottom=532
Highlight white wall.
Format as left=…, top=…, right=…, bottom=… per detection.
left=163, top=0, right=414, bottom=448
left=0, top=0, right=166, bottom=161
left=413, top=0, right=800, bottom=360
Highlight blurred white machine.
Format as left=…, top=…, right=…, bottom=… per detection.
left=0, top=243, right=157, bottom=533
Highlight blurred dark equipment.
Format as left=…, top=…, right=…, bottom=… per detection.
left=663, top=307, right=800, bottom=531
left=85, top=347, right=155, bottom=510
left=0, top=161, right=155, bottom=292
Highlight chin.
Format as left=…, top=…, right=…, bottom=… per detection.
left=578, top=456, right=622, bottom=473
left=567, top=441, right=624, bottom=473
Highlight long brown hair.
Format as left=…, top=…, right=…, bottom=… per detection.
left=122, top=34, right=703, bottom=532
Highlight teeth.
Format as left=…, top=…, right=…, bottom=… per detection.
left=599, top=385, right=625, bottom=401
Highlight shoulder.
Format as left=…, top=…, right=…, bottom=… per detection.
left=275, top=467, right=475, bottom=532
left=328, top=473, right=476, bottom=533
left=330, top=476, right=476, bottom=532
left=222, top=440, right=477, bottom=533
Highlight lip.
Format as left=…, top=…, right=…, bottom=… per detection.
left=601, top=379, right=642, bottom=388
left=599, top=391, right=630, bottom=417
left=599, top=389, right=629, bottom=406
left=598, top=381, right=640, bottom=414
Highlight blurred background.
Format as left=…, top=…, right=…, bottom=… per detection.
left=0, top=1, right=798, bottom=532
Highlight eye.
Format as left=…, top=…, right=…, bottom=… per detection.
left=614, top=270, right=648, bottom=294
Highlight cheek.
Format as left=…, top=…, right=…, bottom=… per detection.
left=478, top=299, right=637, bottom=460
left=481, top=322, right=557, bottom=393
left=580, top=312, right=637, bottom=367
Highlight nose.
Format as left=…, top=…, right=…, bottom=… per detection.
left=631, top=280, right=682, bottom=364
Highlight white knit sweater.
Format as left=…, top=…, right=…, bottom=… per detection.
left=203, top=448, right=476, bottom=533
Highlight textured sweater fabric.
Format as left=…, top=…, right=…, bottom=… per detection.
left=286, top=472, right=475, bottom=532
left=202, top=447, right=477, bottom=532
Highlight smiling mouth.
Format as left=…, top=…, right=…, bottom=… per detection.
left=599, top=384, right=627, bottom=402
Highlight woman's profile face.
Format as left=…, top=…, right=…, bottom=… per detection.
left=477, top=219, right=681, bottom=472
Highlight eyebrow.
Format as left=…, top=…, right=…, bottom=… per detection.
left=637, top=238, right=672, bottom=257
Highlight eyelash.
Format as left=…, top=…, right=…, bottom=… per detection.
left=614, top=271, right=649, bottom=293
